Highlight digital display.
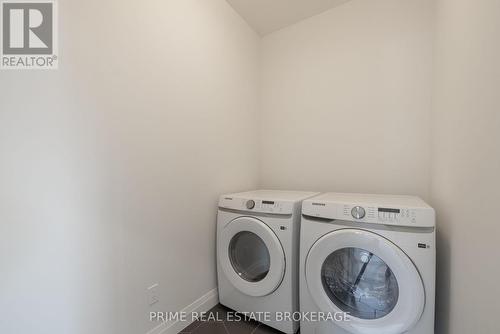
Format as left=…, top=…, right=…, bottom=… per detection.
left=262, top=200, right=275, bottom=205
left=378, top=208, right=400, bottom=213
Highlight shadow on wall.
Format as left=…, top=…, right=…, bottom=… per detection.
left=435, top=227, right=450, bottom=334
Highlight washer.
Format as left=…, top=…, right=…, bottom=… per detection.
left=217, top=190, right=319, bottom=334
left=300, top=193, right=435, bottom=334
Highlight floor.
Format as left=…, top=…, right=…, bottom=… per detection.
left=179, top=304, right=285, bottom=334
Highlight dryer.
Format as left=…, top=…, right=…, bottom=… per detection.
left=300, top=193, right=435, bottom=334
left=217, top=190, right=318, bottom=334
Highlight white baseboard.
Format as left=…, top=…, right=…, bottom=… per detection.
left=147, top=288, right=219, bottom=334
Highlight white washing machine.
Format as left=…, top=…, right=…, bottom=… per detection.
left=300, top=193, right=435, bottom=334
left=217, top=190, right=319, bottom=334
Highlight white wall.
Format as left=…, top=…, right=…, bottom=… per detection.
left=259, top=0, right=434, bottom=199
left=431, top=0, right=500, bottom=333
left=0, top=1, right=259, bottom=333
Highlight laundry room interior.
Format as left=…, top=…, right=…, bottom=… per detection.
left=1, top=0, right=499, bottom=334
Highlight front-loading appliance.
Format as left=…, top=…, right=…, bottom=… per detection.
left=217, top=190, right=318, bottom=334
left=300, top=193, right=435, bottom=334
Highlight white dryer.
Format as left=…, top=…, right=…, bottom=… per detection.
left=300, top=193, right=435, bottom=334
left=217, top=190, right=318, bottom=334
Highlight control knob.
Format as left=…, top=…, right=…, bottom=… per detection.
left=246, top=200, right=255, bottom=210
left=351, top=206, right=366, bottom=219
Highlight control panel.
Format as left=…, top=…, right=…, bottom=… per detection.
left=219, top=197, right=294, bottom=215
left=301, top=193, right=435, bottom=228
left=302, top=202, right=433, bottom=228
left=341, top=204, right=418, bottom=225
left=377, top=207, right=416, bottom=223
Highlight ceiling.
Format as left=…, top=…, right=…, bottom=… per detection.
left=226, top=0, right=352, bottom=36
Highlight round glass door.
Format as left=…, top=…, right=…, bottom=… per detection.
left=229, top=231, right=271, bottom=282
left=321, top=247, right=399, bottom=320
left=218, top=216, right=285, bottom=297
left=305, top=229, right=425, bottom=334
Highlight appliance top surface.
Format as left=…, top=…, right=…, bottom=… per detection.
left=306, top=192, right=432, bottom=209
left=223, top=190, right=319, bottom=202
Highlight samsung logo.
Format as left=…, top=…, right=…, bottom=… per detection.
left=312, top=202, right=326, bottom=206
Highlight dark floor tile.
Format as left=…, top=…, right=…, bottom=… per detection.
left=179, top=304, right=231, bottom=333
left=179, top=304, right=298, bottom=334
left=191, top=321, right=229, bottom=334
left=223, top=317, right=259, bottom=334
left=180, top=320, right=202, bottom=333
left=252, top=324, right=285, bottom=334
left=205, top=304, right=231, bottom=321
